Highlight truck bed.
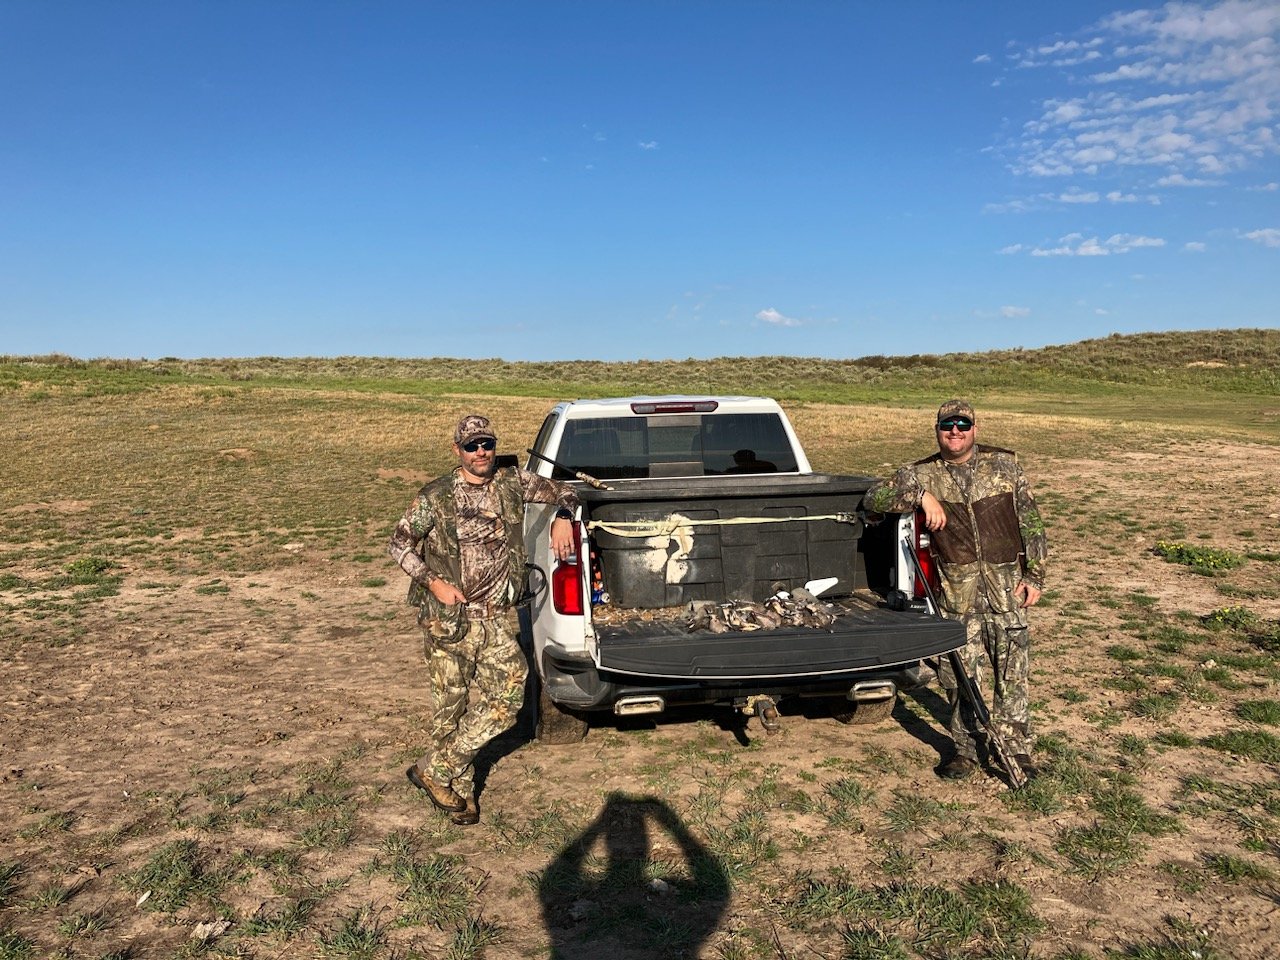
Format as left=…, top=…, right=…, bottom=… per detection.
left=582, top=473, right=877, bottom=607
left=593, top=594, right=963, bottom=680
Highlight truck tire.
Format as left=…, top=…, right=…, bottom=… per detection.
left=535, top=684, right=590, bottom=744
left=833, top=694, right=896, bottom=725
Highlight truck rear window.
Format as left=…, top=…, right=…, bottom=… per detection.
left=550, top=413, right=798, bottom=480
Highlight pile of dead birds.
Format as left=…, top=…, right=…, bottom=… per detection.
left=686, top=587, right=838, bottom=633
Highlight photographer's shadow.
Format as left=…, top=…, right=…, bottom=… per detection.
left=539, top=792, right=730, bottom=959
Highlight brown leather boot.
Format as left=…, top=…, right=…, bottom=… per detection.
left=406, top=766, right=466, bottom=812
left=450, top=795, right=480, bottom=826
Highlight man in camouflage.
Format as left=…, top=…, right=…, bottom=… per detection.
left=389, top=414, right=579, bottom=824
left=864, top=400, right=1048, bottom=781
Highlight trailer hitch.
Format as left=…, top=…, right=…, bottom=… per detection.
left=744, top=695, right=781, bottom=735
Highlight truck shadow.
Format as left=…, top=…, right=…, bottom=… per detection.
left=538, top=792, right=730, bottom=960
left=894, top=686, right=954, bottom=760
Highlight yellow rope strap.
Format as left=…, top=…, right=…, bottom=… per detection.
left=585, top=512, right=859, bottom=539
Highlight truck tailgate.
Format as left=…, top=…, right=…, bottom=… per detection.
left=594, top=599, right=964, bottom=680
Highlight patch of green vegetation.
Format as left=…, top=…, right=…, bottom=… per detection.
left=1203, top=605, right=1257, bottom=630
left=785, top=870, right=1042, bottom=953
left=1201, top=729, right=1280, bottom=764
left=318, top=905, right=387, bottom=959
left=1055, top=821, right=1145, bottom=879
left=382, top=853, right=483, bottom=928
left=0, top=930, right=36, bottom=960
left=1154, top=541, right=1245, bottom=575
left=824, top=776, right=875, bottom=827
left=298, top=807, right=358, bottom=850
left=120, top=838, right=240, bottom=913
left=1153, top=730, right=1196, bottom=749
left=882, top=790, right=947, bottom=833
left=1237, top=699, right=1280, bottom=725
left=444, top=916, right=506, bottom=960
left=1133, top=692, right=1181, bottom=721
left=705, top=808, right=778, bottom=880
left=0, top=862, right=23, bottom=906
left=17, top=810, right=76, bottom=840
left=1204, top=852, right=1274, bottom=882
left=243, top=896, right=318, bottom=937
left=54, top=908, right=109, bottom=937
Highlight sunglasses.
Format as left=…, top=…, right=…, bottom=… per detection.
left=937, top=418, right=974, bottom=432
left=461, top=438, right=497, bottom=452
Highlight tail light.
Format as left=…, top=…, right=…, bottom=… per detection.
left=913, top=509, right=940, bottom=600
left=551, top=522, right=584, bottom=616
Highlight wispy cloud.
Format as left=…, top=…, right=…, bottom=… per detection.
left=984, top=186, right=1160, bottom=213
left=1184, top=241, right=1208, bottom=251
left=1001, top=305, right=1032, bottom=318
left=1248, top=181, right=1280, bottom=191
left=638, top=140, right=659, bottom=150
left=1243, top=227, right=1280, bottom=247
left=1026, top=232, right=1167, bottom=256
left=755, top=307, right=803, bottom=327
left=1000, top=1, right=1280, bottom=186
left=1155, top=173, right=1222, bottom=187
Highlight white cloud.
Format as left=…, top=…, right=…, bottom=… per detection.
left=638, top=141, right=659, bottom=150
left=973, top=53, right=992, bottom=63
left=1184, top=241, right=1208, bottom=251
left=1026, top=232, right=1167, bottom=256
left=755, top=307, right=802, bottom=327
left=1248, top=181, right=1280, bottom=191
left=1106, top=233, right=1166, bottom=251
left=983, top=199, right=1033, bottom=213
left=1106, top=189, right=1161, bottom=204
left=1155, top=173, right=1220, bottom=187
left=1000, top=1, right=1280, bottom=185
left=1244, top=227, right=1280, bottom=247
left=1001, top=305, right=1031, bottom=318
left=998, top=243, right=1024, bottom=254
left=1057, top=189, right=1100, bottom=203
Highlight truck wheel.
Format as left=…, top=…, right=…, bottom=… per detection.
left=833, top=695, right=896, bottom=725
left=536, top=684, right=589, bottom=744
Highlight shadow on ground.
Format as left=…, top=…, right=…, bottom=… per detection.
left=538, top=792, right=731, bottom=959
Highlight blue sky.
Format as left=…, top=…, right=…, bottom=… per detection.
left=1, top=1, right=1276, bottom=361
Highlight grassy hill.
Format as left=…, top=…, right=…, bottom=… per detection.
left=4, top=327, right=1278, bottom=441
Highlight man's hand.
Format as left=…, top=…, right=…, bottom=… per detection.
left=429, top=578, right=467, bottom=606
left=1014, top=580, right=1042, bottom=608
left=920, top=491, right=947, bottom=531
left=550, top=517, right=574, bottom=561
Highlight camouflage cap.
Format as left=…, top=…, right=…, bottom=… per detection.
left=454, top=414, right=497, bottom=445
left=936, top=399, right=976, bottom=423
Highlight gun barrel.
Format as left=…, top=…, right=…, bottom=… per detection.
left=526, top=448, right=611, bottom=490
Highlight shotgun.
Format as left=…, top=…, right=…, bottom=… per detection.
left=526, top=448, right=612, bottom=490
left=903, top=541, right=1028, bottom=789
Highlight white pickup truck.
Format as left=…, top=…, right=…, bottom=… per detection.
left=519, top=396, right=963, bottom=742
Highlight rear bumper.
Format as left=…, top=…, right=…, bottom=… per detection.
left=540, top=603, right=962, bottom=712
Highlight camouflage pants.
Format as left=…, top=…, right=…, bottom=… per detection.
left=936, top=610, right=1032, bottom=761
left=417, top=609, right=527, bottom=799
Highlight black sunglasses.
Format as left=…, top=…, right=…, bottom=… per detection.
left=461, top=438, right=496, bottom=452
left=937, top=418, right=974, bottom=432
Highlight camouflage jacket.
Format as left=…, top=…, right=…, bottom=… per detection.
left=388, top=466, right=579, bottom=617
left=864, top=445, right=1047, bottom=616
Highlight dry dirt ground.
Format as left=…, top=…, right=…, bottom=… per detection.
left=2, top=398, right=1279, bottom=960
